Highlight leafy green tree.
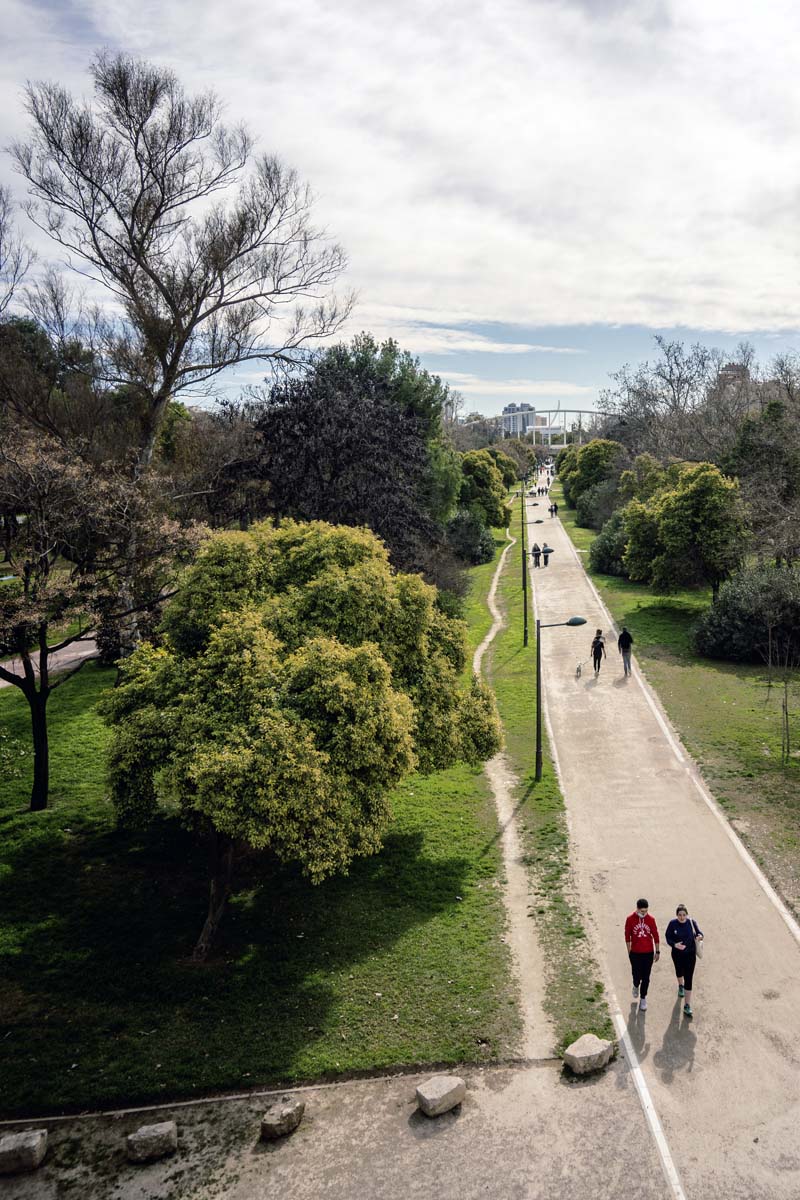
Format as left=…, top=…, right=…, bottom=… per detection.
left=103, top=519, right=502, bottom=959
left=459, top=450, right=511, bottom=528
left=446, top=509, right=496, bottom=565
left=566, top=439, right=625, bottom=508
left=624, top=464, right=745, bottom=600
left=486, top=447, right=519, bottom=488
left=589, top=511, right=629, bottom=576
left=618, top=453, right=669, bottom=504
left=251, top=334, right=462, bottom=586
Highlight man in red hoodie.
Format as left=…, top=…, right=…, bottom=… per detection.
left=625, top=898, right=660, bottom=1012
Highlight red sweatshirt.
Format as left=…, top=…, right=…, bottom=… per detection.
left=625, top=912, right=659, bottom=953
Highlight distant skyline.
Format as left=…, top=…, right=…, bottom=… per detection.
left=2, top=0, right=800, bottom=412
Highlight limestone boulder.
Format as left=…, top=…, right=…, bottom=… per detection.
left=0, top=1130, right=48, bottom=1175
left=415, top=1074, right=466, bottom=1117
left=563, top=1033, right=615, bottom=1075
left=261, top=1098, right=305, bottom=1140
left=126, top=1120, right=178, bottom=1163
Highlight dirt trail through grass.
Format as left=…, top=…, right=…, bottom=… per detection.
left=473, top=522, right=553, bottom=1059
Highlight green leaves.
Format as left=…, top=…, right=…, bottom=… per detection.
left=105, top=519, right=501, bottom=881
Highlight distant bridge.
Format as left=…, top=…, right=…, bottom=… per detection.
left=459, top=404, right=609, bottom=448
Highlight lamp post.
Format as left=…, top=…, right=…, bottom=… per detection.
left=521, top=478, right=528, bottom=647
left=535, top=615, right=586, bottom=781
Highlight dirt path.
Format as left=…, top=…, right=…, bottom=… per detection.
left=473, top=522, right=553, bottom=1060
left=529, top=485, right=800, bottom=1200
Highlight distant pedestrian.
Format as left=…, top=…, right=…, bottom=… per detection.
left=542, top=543, right=552, bottom=566
left=618, top=626, right=634, bottom=676
left=665, top=904, right=703, bottom=1018
left=549, top=504, right=555, bottom=517
left=553, top=501, right=559, bottom=516
left=591, top=628, right=606, bottom=674
left=625, top=898, right=660, bottom=1012
left=531, top=542, right=541, bottom=568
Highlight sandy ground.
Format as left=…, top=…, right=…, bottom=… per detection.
left=0, top=1063, right=671, bottom=1200
left=528, top=481, right=800, bottom=1200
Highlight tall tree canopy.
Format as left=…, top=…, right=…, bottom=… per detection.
left=13, top=51, right=349, bottom=472
left=251, top=334, right=462, bottom=583
left=103, top=519, right=502, bottom=959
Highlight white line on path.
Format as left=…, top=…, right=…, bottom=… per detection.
left=530, top=499, right=687, bottom=1200
left=560, top=521, right=800, bottom=952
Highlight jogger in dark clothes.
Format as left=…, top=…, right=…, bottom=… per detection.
left=625, top=898, right=660, bottom=1011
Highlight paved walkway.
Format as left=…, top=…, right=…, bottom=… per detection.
left=528, top=485, right=800, bottom=1200
left=0, top=640, right=97, bottom=689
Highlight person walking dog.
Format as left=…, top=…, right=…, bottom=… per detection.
left=626, top=899, right=660, bottom=1011
left=618, top=626, right=634, bottom=676
left=591, top=629, right=606, bottom=675
left=665, top=904, right=703, bottom=1018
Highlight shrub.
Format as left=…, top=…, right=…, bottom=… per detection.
left=692, top=564, right=800, bottom=663
left=590, top=511, right=629, bottom=576
left=575, top=479, right=620, bottom=530
left=447, top=509, right=496, bottom=565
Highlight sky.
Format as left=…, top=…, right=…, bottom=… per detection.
left=2, top=0, right=800, bottom=415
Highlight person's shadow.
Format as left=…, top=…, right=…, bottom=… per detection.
left=625, top=1001, right=650, bottom=1064
left=653, top=997, right=697, bottom=1083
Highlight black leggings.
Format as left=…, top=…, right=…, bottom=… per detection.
left=629, top=951, right=654, bottom=997
left=593, top=652, right=603, bottom=671
left=671, top=948, right=697, bottom=990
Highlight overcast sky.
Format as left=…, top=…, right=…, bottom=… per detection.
left=3, top=0, right=800, bottom=413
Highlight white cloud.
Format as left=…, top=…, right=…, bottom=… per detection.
left=443, top=374, right=596, bottom=410
left=2, top=0, right=800, bottom=347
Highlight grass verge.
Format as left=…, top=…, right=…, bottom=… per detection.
left=482, top=513, right=613, bottom=1052
left=551, top=481, right=800, bottom=915
left=0, top=620, right=519, bottom=1116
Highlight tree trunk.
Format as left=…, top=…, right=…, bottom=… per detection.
left=192, top=832, right=235, bottom=962
left=29, top=689, right=50, bottom=812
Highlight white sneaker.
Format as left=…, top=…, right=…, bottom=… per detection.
left=639, top=997, right=647, bottom=1012
left=632, top=985, right=639, bottom=999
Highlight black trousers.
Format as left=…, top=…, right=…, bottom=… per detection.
left=629, top=951, right=654, bottom=996
left=671, top=948, right=696, bottom=990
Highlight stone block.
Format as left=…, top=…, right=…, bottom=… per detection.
left=0, top=1129, right=48, bottom=1175
left=415, top=1074, right=466, bottom=1117
left=126, top=1120, right=178, bottom=1163
left=563, top=1033, right=614, bottom=1075
left=261, top=1098, right=305, bottom=1140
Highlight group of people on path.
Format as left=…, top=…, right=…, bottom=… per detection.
left=530, top=542, right=552, bottom=568
left=625, top=899, right=703, bottom=1018
left=588, top=626, right=633, bottom=677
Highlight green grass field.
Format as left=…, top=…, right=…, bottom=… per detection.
left=482, top=514, right=612, bottom=1051
left=552, top=481, right=800, bottom=915
left=0, top=608, right=520, bottom=1115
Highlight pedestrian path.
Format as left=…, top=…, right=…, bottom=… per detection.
left=528, top=491, right=800, bottom=1200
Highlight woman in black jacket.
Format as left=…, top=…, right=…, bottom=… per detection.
left=665, top=904, right=704, bottom=1018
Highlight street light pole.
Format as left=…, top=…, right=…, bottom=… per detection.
left=521, top=480, right=528, bottom=647
left=535, top=615, right=587, bottom=782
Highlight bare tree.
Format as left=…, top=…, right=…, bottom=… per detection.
left=0, top=184, right=34, bottom=315
left=12, top=52, right=351, bottom=474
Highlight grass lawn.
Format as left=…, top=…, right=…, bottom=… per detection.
left=481, top=514, right=613, bottom=1052
left=0, top=597, right=520, bottom=1116
left=551, top=481, right=800, bottom=915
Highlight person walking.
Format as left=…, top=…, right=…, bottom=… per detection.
left=531, top=542, right=541, bottom=568
left=590, top=628, right=606, bottom=675
left=542, top=542, right=552, bottom=566
left=625, top=899, right=660, bottom=1012
left=618, top=626, right=634, bottom=676
left=665, top=904, right=704, bottom=1018
left=552, top=501, right=559, bottom=516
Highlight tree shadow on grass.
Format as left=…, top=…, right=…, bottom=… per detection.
left=0, top=815, right=473, bottom=1117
